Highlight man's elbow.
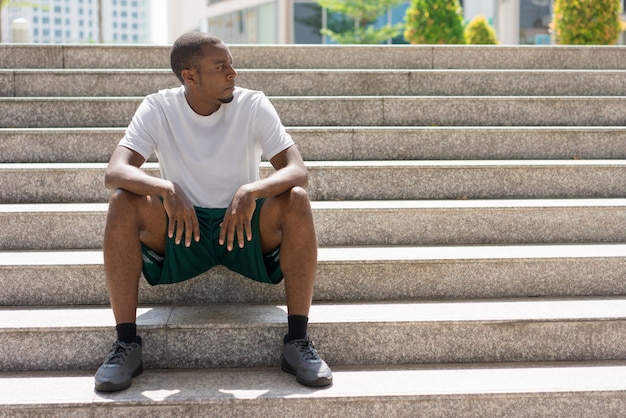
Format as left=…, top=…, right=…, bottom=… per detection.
left=103, top=167, right=119, bottom=191
left=298, top=168, right=310, bottom=189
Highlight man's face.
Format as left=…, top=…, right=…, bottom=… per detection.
left=194, top=42, right=237, bottom=103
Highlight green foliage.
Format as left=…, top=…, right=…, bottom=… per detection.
left=552, top=0, right=623, bottom=45
left=316, top=0, right=404, bottom=44
left=464, top=15, right=498, bottom=44
left=321, top=23, right=403, bottom=44
left=404, top=0, right=465, bottom=44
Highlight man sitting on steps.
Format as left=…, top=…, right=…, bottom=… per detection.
left=94, top=32, right=333, bottom=392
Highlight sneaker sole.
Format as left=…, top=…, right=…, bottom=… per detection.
left=94, top=361, right=144, bottom=392
left=281, top=357, right=333, bottom=388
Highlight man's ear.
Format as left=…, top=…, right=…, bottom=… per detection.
left=181, top=68, right=197, bottom=86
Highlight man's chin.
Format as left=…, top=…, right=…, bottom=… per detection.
left=219, top=96, right=234, bottom=104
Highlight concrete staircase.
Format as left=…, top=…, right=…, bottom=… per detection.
left=1, top=44, right=626, bottom=416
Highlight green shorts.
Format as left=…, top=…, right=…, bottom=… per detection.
left=140, top=198, right=283, bottom=286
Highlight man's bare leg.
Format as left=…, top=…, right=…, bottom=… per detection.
left=95, top=190, right=167, bottom=392
left=259, top=186, right=332, bottom=387
left=259, top=186, right=317, bottom=317
left=103, top=189, right=167, bottom=324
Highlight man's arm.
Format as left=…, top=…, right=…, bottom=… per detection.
left=105, top=145, right=200, bottom=247
left=219, top=145, right=308, bottom=250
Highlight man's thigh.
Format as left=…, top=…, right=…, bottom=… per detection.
left=257, top=186, right=313, bottom=255
left=137, top=195, right=168, bottom=256
left=257, top=195, right=284, bottom=255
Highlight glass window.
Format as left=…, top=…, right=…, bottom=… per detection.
left=519, top=0, right=551, bottom=44
left=257, top=1, right=276, bottom=43
left=296, top=0, right=411, bottom=45
left=293, top=2, right=322, bottom=43
left=390, top=2, right=409, bottom=44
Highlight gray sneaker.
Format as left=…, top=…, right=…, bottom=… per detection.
left=281, top=337, right=333, bottom=387
left=94, top=337, right=143, bottom=392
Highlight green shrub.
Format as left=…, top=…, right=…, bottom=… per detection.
left=465, top=15, right=498, bottom=45
left=404, top=0, right=465, bottom=44
left=552, top=0, right=622, bottom=45
left=317, top=0, right=404, bottom=44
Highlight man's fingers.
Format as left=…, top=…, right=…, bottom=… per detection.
left=169, top=212, right=200, bottom=246
left=193, top=215, right=201, bottom=243
left=246, top=219, right=252, bottom=241
left=236, top=223, right=246, bottom=249
left=219, top=212, right=253, bottom=251
left=174, top=217, right=185, bottom=245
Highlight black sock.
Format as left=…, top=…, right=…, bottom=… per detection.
left=116, top=323, right=137, bottom=344
left=285, top=315, right=308, bottom=343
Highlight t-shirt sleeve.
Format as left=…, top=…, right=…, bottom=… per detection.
left=118, top=95, right=161, bottom=160
left=253, top=92, right=295, bottom=160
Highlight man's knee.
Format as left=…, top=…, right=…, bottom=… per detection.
left=285, top=186, right=310, bottom=206
left=107, top=189, right=143, bottom=216
left=106, top=189, right=161, bottom=228
left=281, top=186, right=313, bottom=216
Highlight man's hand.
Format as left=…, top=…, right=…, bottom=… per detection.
left=219, top=185, right=256, bottom=251
left=162, top=182, right=200, bottom=247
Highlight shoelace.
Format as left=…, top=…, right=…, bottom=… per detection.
left=104, top=341, right=134, bottom=365
left=294, top=339, right=321, bottom=362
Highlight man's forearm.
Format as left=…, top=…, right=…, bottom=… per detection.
left=246, top=164, right=308, bottom=200
left=104, top=164, right=173, bottom=198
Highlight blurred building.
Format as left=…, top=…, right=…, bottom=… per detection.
left=165, top=0, right=625, bottom=45
left=1, top=0, right=151, bottom=43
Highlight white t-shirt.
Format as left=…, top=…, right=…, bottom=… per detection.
left=119, top=86, right=294, bottom=208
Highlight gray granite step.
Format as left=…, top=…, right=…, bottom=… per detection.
left=2, top=96, right=625, bottom=128
left=1, top=245, right=625, bottom=306
left=3, top=44, right=626, bottom=70
left=2, top=160, right=625, bottom=204
left=2, top=297, right=626, bottom=372
left=2, top=126, right=626, bottom=164
left=4, top=69, right=626, bottom=97
left=2, top=362, right=626, bottom=417
left=2, top=200, right=624, bottom=250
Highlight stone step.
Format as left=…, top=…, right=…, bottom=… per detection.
left=2, top=200, right=624, bottom=250
left=2, top=297, right=626, bottom=371
left=2, top=362, right=626, bottom=416
left=1, top=96, right=625, bottom=128
left=3, top=44, right=626, bottom=70
left=2, top=160, right=625, bottom=204
left=2, top=127, right=626, bottom=163
left=1, top=245, right=625, bottom=306
left=4, top=69, right=626, bottom=97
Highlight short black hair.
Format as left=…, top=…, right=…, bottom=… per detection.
left=170, top=32, right=222, bottom=84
